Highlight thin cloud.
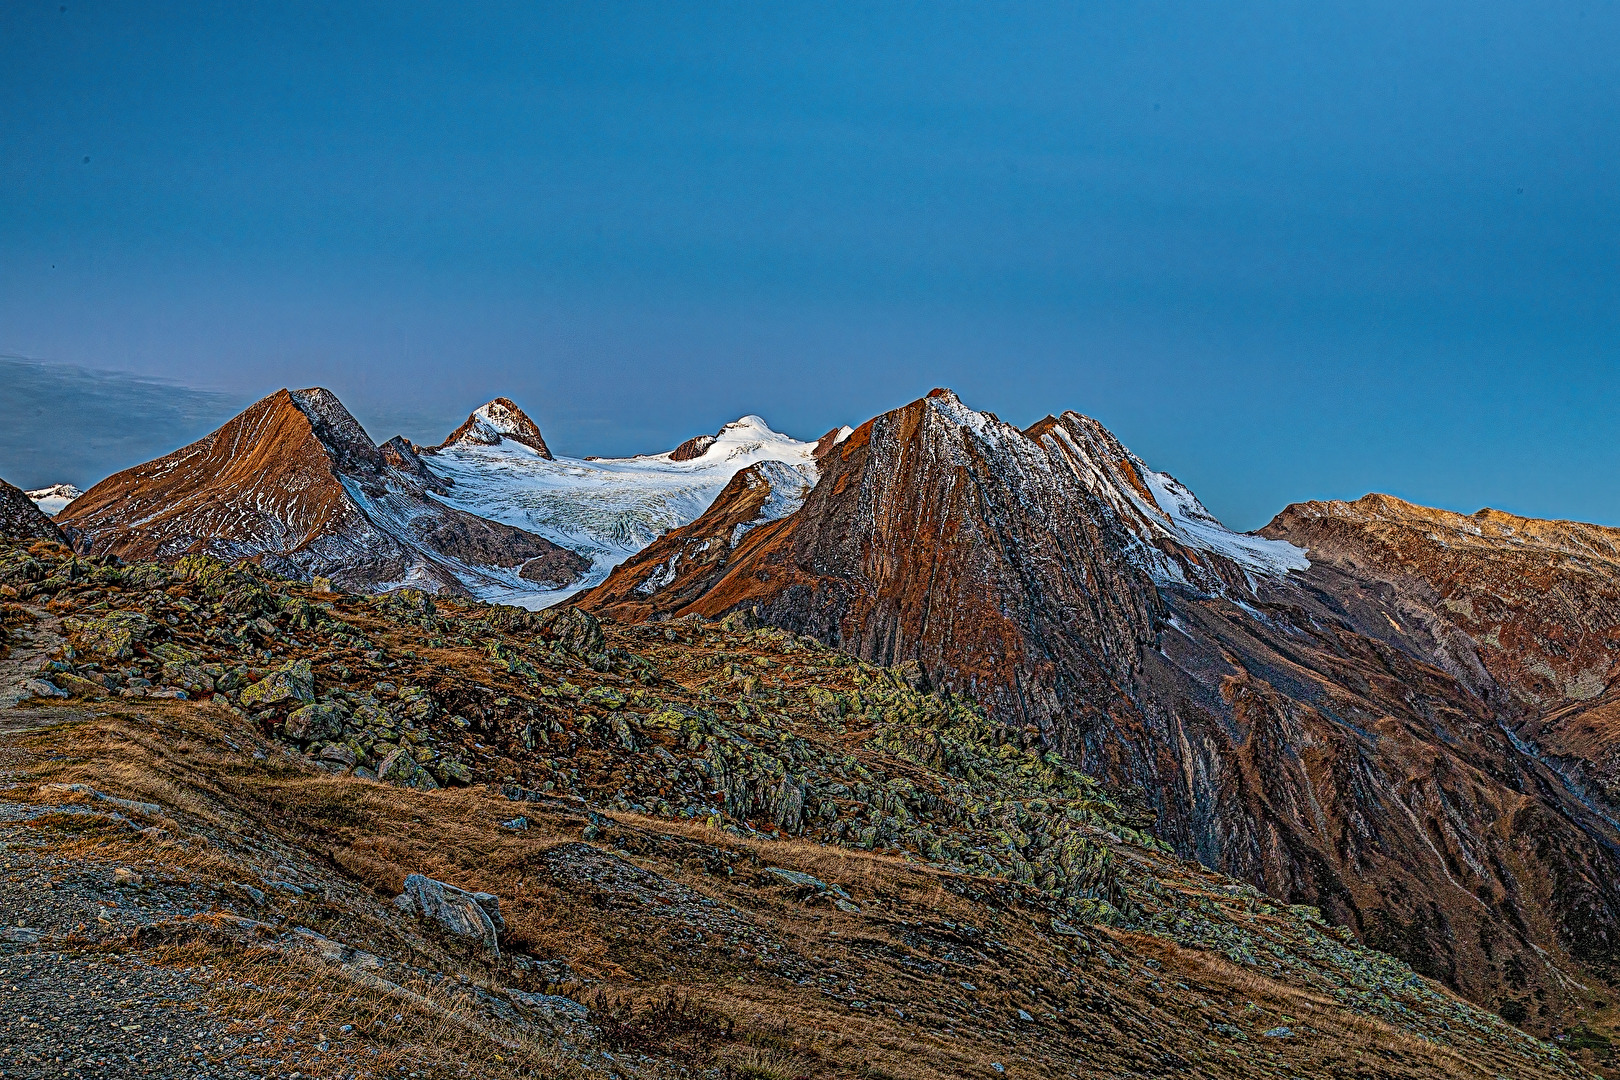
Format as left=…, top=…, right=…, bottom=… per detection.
left=0, top=356, right=246, bottom=491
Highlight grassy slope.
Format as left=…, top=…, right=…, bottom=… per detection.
left=0, top=537, right=1601, bottom=1079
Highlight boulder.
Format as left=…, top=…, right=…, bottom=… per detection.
left=285, top=703, right=344, bottom=742
left=161, top=661, right=215, bottom=695
left=239, top=658, right=315, bottom=710
left=397, top=873, right=500, bottom=952
left=60, top=612, right=151, bottom=661
left=534, top=606, right=604, bottom=655
left=428, top=757, right=473, bottom=786
left=377, top=747, right=439, bottom=790
left=21, top=678, right=67, bottom=699
left=52, top=671, right=106, bottom=699
left=317, top=742, right=359, bottom=769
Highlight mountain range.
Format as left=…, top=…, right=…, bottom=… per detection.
left=9, top=382, right=1620, bottom=1036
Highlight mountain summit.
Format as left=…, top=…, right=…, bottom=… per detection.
left=580, top=388, right=1620, bottom=1022
left=56, top=388, right=586, bottom=595
left=428, top=397, right=553, bottom=458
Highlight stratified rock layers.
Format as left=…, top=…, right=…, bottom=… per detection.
left=583, top=389, right=1620, bottom=1022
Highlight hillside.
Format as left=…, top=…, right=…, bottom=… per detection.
left=579, top=389, right=1620, bottom=1031
left=0, top=534, right=1602, bottom=1078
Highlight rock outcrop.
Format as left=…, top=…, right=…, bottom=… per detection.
left=580, top=388, right=1620, bottom=1025
left=0, top=477, right=68, bottom=543
left=55, top=388, right=587, bottom=596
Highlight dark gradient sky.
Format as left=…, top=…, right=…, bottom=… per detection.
left=2, top=3, right=1617, bottom=528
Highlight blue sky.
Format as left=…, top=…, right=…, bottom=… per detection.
left=2, top=2, right=1617, bottom=528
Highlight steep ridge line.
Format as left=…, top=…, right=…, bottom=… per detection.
left=580, top=388, right=1620, bottom=1031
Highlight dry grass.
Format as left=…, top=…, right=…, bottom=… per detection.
left=2, top=699, right=1587, bottom=1080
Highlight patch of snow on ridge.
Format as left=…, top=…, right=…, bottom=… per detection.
left=1138, top=469, right=1310, bottom=580
left=427, top=416, right=822, bottom=609
left=27, top=484, right=83, bottom=516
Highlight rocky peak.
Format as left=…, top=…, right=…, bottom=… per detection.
left=285, top=387, right=388, bottom=477
left=380, top=435, right=450, bottom=495
left=0, top=476, right=67, bottom=543
left=667, top=433, right=717, bottom=462
left=430, top=398, right=553, bottom=459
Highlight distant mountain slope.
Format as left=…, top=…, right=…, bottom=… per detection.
left=0, top=476, right=67, bottom=543
left=55, top=388, right=587, bottom=595
left=423, top=409, right=823, bottom=607
left=580, top=388, right=1620, bottom=1027
left=1265, top=492, right=1620, bottom=846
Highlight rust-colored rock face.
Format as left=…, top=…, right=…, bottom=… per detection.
left=427, top=397, right=553, bottom=458
left=580, top=389, right=1620, bottom=1027
left=1264, top=492, right=1620, bottom=869
left=667, top=433, right=717, bottom=461
left=56, top=388, right=586, bottom=594
left=0, top=477, right=67, bottom=543
left=1263, top=494, right=1620, bottom=712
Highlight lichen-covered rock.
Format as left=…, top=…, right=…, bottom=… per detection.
left=160, top=661, right=216, bottom=695
left=533, top=606, right=604, bottom=655
left=239, top=658, right=314, bottom=709
left=60, top=611, right=151, bottom=661
left=52, top=671, right=106, bottom=699
left=377, top=747, right=439, bottom=790
left=585, top=685, right=626, bottom=710
left=285, top=703, right=344, bottom=742
left=429, top=758, right=473, bottom=786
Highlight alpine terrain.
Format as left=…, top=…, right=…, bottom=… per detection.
left=52, top=388, right=590, bottom=597
left=583, top=388, right=1620, bottom=1038
left=0, top=534, right=1599, bottom=1078
left=6, top=383, right=1620, bottom=1076
left=418, top=408, right=834, bottom=607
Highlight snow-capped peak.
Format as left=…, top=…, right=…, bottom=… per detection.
left=27, top=484, right=83, bottom=516
left=642, top=415, right=819, bottom=467
left=431, top=397, right=553, bottom=459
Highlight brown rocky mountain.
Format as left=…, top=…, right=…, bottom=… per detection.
left=425, top=397, right=553, bottom=458
left=56, top=388, right=587, bottom=595
left=0, top=477, right=67, bottom=543
left=580, top=388, right=1620, bottom=1029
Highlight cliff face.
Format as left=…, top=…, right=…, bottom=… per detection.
left=580, top=389, right=1620, bottom=1025
left=56, top=388, right=586, bottom=595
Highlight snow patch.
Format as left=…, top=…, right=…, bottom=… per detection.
left=27, top=484, right=82, bottom=516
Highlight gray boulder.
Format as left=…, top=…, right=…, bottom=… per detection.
left=239, top=657, right=315, bottom=709
left=396, top=873, right=500, bottom=953
left=377, top=748, right=439, bottom=790
left=285, top=703, right=344, bottom=742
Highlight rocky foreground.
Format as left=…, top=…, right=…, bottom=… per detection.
left=0, top=536, right=1606, bottom=1078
